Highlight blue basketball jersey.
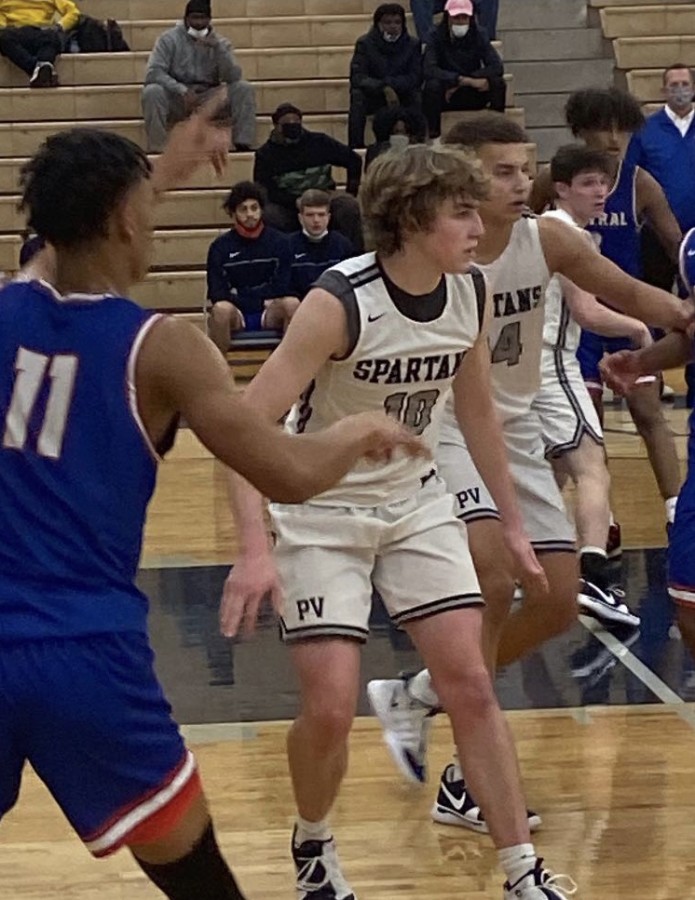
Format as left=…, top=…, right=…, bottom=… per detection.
left=586, top=158, right=642, bottom=280
left=0, top=280, right=163, bottom=641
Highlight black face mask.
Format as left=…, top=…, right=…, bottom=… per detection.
left=281, top=122, right=303, bottom=142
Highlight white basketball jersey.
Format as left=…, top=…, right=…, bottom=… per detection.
left=284, top=252, right=485, bottom=506
left=479, top=215, right=550, bottom=421
left=541, top=208, right=593, bottom=354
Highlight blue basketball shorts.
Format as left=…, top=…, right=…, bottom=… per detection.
left=0, top=632, right=201, bottom=857
left=576, top=330, right=634, bottom=387
left=668, top=490, right=695, bottom=608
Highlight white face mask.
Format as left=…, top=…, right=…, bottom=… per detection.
left=187, top=26, right=210, bottom=38
left=381, top=29, right=401, bottom=42
left=451, top=24, right=469, bottom=37
left=389, top=133, right=410, bottom=151
left=302, top=227, right=329, bottom=242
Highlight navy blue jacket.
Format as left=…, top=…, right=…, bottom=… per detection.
left=206, top=226, right=292, bottom=315
left=288, top=231, right=355, bottom=299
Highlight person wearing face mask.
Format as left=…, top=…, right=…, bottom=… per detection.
left=410, top=0, right=497, bottom=43
left=347, top=3, right=421, bottom=149
left=253, top=103, right=365, bottom=251
left=364, top=103, right=427, bottom=170
left=287, top=190, right=355, bottom=300
left=422, top=0, right=504, bottom=139
left=206, top=181, right=298, bottom=352
left=142, top=0, right=256, bottom=152
left=630, top=64, right=695, bottom=403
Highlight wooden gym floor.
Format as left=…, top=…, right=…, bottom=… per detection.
left=2, top=393, right=694, bottom=898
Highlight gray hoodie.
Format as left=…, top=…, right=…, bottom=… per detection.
left=144, top=21, right=242, bottom=94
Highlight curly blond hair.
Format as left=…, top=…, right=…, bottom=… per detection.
left=360, top=144, right=489, bottom=255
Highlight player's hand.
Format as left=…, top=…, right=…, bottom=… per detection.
left=600, top=349, right=644, bottom=396
left=152, top=87, right=230, bottom=192
left=219, top=548, right=284, bottom=637
left=503, top=527, right=549, bottom=595
left=338, top=411, right=431, bottom=463
left=630, top=323, right=653, bottom=349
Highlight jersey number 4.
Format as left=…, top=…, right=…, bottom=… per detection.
left=491, top=321, right=523, bottom=367
left=2, top=348, right=78, bottom=459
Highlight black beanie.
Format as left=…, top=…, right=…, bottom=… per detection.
left=185, top=0, right=211, bottom=17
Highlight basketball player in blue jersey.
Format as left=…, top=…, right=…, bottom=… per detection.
left=365, top=112, right=691, bottom=836
left=541, top=87, right=683, bottom=535
left=0, top=114, right=425, bottom=898
left=602, top=227, right=695, bottom=659
left=221, top=143, right=579, bottom=900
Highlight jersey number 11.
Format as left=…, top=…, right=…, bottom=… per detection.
left=2, top=347, right=79, bottom=460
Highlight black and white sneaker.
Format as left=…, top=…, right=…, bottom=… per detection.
left=29, top=62, right=55, bottom=88
left=431, top=763, right=542, bottom=834
left=578, top=579, right=640, bottom=627
left=292, top=827, right=356, bottom=899
left=367, top=675, right=436, bottom=784
left=503, top=858, right=577, bottom=899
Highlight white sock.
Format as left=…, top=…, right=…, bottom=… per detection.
left=406, top=669, right=439, bottom=708
left=666, top=496, right=678, bottom=524
left=498, top=843, right=537, bottom=886
left=579, top=545, right=607, bottom=558
left=295, top=815, right=331, bottom=846
left=449, top=753, right=463, bottom=782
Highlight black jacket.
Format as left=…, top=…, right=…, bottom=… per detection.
left=253, top=129, right=362, bottom=211
left=424, top=19, right=503, bottom=87
left=350, top=25, right=422, bottom=96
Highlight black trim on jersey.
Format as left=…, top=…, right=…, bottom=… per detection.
left=314, top=269, right=363, bottom=361
left=392, top=593, right=484, bottom=625
left=347, top=264, right=380, bottom=289
left=470, top=265, right=486, bottom=333
left=557, top=299, right=571, bottom=351
left=544, top=348, right=603, bottom=459
left=377, top=259, right=447, bottom=322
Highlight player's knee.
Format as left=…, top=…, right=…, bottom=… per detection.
left=301, top=693, right=356, bottom=750
left=478, top=567, right=514, bottom=626
left=432, top=663, right=496, bottom=722
left=677, top=605, right=695, bottom=649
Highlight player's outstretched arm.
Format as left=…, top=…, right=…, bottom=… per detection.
left=602, top=332, right=693, bottom=396
left=136, top=314, right=424, bottom=503
left=151, top=88, right=231, bottom=194
left=452, top=300, right=548, bottom=595
left=561, top=276, right=652, bottom=346
left=540, top=216, right=693, bottom=332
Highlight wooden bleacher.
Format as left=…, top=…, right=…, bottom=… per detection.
left=594, top=0, right=695, bottom=114
left=0, top=0, right=530, bottom=343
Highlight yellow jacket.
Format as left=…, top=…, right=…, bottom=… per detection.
left=0, top=1, right=81, bottom=32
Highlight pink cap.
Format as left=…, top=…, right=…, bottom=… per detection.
left=445, top=0, right=474, bottom=15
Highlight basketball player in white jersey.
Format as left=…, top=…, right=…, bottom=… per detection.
left=531, top=88, right=682, bottom=536
left=535, top=143, right=648, bottom=628
left=367, top=112, right=691, bottom=833
left=220, top=145, right=578, bottom=900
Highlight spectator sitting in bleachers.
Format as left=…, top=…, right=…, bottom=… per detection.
left=289, top=190, right=355, bottom=300
left=142, top=0, right=256, bottom=153
left=254, top=102, right=364, bottom=251
left=206, top=181, right=298, bottom=353
left=423, top=0, right=504, bottom=138
left=0, top=0, right=80, bottom=87
left=348, top=3, right=421, bottom=149
left=365, top=104, right=427, bottom=170
left=410, top=0, right=498, bottom=42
